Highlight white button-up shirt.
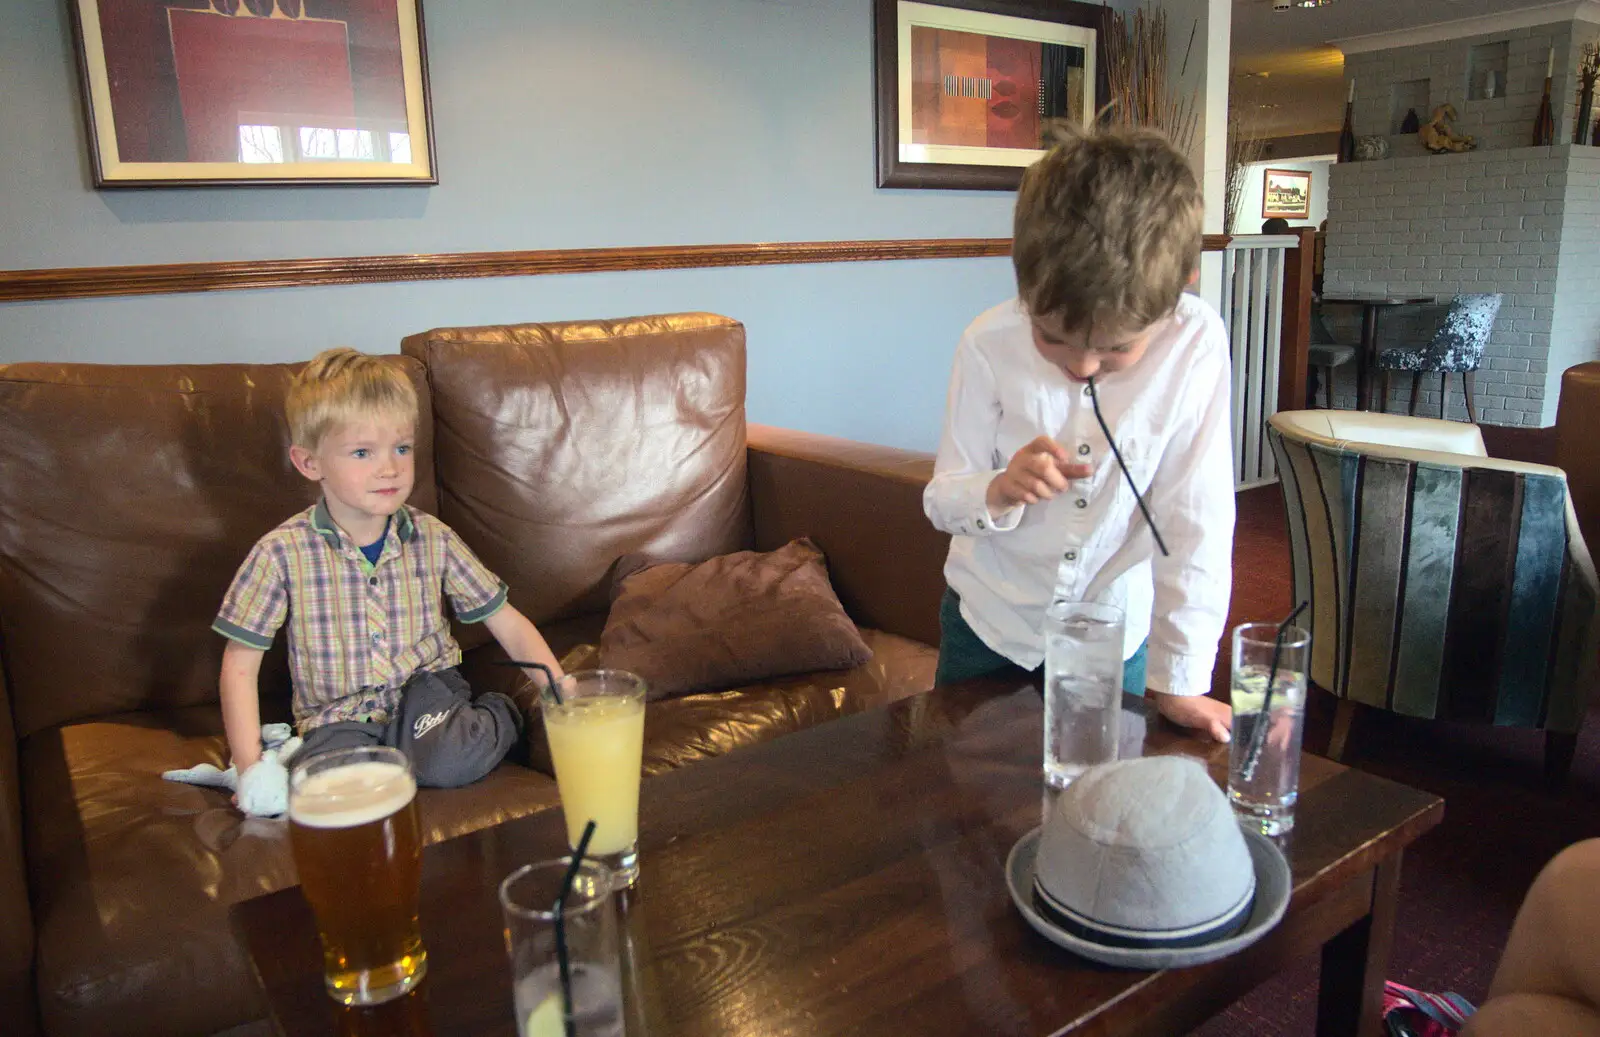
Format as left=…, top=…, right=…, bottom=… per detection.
left=923, top=294, right=1235, bottom=697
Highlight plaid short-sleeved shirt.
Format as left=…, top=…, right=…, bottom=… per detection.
left=213, top=501, right=508, bottom=731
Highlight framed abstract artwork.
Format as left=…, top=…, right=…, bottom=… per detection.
left=873, top=0, right=1103, bottom=190
left=1262, top=168, right=1312, bottom=220
left=68, top=0, right=437, bottom=187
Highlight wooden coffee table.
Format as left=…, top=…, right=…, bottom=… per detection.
left=233, top=679, right=1443, bottom=1037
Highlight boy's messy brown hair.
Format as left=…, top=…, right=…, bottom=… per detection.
left=286, top=348, right=418, bottom=450
left=1013, top=121, right=1203, bottom=335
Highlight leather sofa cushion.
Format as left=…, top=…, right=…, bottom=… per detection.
left=399, top=314, right=753, bottom=636
left=0, top=360, right=437, bottom=740
left=476, top=626, right=937, bottom=777
left=639, top=626, right=934, bottom=775
left=21, top=707, right=558, bottom=1037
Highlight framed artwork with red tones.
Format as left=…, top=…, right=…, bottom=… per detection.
left=68, top=0, right=436, bottom=187
left=874, top=0, right=1102, bottom=190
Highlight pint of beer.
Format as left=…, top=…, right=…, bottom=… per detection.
left=289, top=746, right=427, bottom=1005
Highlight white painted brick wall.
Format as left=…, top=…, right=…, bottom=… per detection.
left=1343, top=22, right=1585, bottom=156
left=1324, top=146, right=1568, bottom=425
left=1545, top=150, right=1600, bottom=420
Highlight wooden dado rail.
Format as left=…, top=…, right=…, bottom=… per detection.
left=0, top=234, right=1234, bottom=303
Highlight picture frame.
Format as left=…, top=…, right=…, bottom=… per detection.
left=67, top=0, right=437, bottom=188
left=1261, top=168, right=1312, bottom=220
left=873, top=0, right=1104, bottom=191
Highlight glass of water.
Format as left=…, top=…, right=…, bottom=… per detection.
left=1228, top=622, right=1311, bottom=835
left=499, top=858, right=624, bottom=1037
left=1043, top=601, right=1125, bottom=792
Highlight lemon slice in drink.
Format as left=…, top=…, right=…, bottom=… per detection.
left=524, top=993, right=565, bottom=1037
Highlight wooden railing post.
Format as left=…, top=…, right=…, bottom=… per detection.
left=1278, top=228, right=1315, bottom=413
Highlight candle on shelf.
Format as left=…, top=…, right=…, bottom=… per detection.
left=1549, top=47, right=1556, bottom=80
left=1347, top=77, right=1355, bottom=102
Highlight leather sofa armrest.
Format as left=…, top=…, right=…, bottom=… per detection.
left=747, top=425, right=948, bottom=648
left=1557, top=363, right=1600, bottom=551
left=0, top=644, right=38, bottom=1035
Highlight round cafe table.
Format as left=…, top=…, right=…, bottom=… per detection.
left=1318, top=294, right=1438, bottom=411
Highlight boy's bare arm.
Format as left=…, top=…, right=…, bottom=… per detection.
left=219, top=640, right=266, bottom=772
left=482, top=604, right=565, bottom=684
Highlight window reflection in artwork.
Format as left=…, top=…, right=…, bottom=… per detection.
left=238, top=124, right=285, bottom=164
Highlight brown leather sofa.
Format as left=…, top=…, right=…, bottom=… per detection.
left=0, top=313, right=948, bottom=1037
left=1556, top=362, right=1600, bottom=552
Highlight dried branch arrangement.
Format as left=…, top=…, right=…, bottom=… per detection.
left=1225, top=85, right=1268, bottom=234
left=1100, top=5, right=1200, bottom=154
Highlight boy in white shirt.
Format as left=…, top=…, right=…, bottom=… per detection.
left=924, top=122, right=1235, bottom=742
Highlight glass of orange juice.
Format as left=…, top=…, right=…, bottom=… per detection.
left=541, top=670, right=647, bottom=889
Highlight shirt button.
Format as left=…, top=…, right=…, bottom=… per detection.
left=1082, top=385, right=1093, bottom=397
left=369, top=577, right=379, bottom=586
left=977, top=518, right=987, bottom=529
left=1078, top=444, right=1091, bottom=456
left=370, top=633, right=382, bottom=644
left=1064, top=550, right=1078, bottom=561
left=1075, top=498, right=1088, bottom=509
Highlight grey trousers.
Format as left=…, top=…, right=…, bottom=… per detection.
left=298, top=668, right=522, bottom=789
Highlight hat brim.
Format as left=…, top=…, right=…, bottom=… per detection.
left=1006, top=824, right=1291, bottom=970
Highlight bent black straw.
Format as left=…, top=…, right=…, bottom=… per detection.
left=1086, top=375, right=1169, bottom=557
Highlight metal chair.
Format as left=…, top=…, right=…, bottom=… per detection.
left=1307, top=306, right=1355, bottom=409
left=1378, top=293, right=1503, bottom=423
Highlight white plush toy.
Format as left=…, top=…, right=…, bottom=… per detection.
left=162, top=723, right=303, bottom=818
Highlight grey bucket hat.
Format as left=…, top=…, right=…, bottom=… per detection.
left=1006, top=755, right=1290, bottom=969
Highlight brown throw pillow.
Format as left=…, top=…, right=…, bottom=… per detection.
left=599, top=538, right=872, bottom=700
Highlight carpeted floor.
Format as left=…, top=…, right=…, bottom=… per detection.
left=1192, top=485, right=1600, bottom=1036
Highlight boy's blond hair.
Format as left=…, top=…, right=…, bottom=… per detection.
left=1013, top=122, right=1203, bottom=335
left=286, top=348, right=418, bottom=450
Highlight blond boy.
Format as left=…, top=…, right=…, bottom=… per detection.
left=924, top=123, right=1235, bottom=741
left=215, top=348, right=562, bottom=788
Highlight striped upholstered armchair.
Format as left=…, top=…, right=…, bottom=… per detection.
left=1267, top=410, right=1599, bottom=781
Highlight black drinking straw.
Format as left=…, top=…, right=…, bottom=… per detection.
left=494, top=659, right=561, bottom=705
left=553, top=819, right=598, bottom=1037
left=1086, top=375, right=1169, bottom=557
left=1240, top=601, right=1309, bottom=782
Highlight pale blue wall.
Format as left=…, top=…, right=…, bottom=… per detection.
left=0, top=0, right=1023, bottom=450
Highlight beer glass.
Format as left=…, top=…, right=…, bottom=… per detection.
left=541, top=671, right=647, bottom=889
left=289, top=745, right=426, bottom=1005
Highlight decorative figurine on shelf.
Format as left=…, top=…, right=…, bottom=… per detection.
left=1355, top=135, right=1390, bottom=161
left=1400, top=108, right=1421, bottom=134
left=1420, top=105, right=1476, bottom=153
left=1336, top=78, right=1356, bottom=163
left=1576, top=40, right=1599, bottom=145
left=1484, top=69, right=1499, bottom=99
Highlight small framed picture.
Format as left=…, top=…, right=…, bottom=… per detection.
left=1262, top=168, right=1312, bottom=220
left=68, top=0, right=437, bottom=188
left=873, top=0, right=1103, bottom=191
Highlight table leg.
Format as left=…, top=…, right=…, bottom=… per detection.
left=1355, top=305, right=1379, bottom=411
left=1316, top=854, right=1402, bottom=1037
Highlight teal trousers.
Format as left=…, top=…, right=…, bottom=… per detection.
left=935, top=588, right=1148, bottom=694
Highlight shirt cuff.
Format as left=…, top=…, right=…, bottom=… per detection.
left=1143, top=647, right=1215, bottom=698
left=457, top=584, right=509, bottom=624
left=213, top=618, right=274, bottom=651
left=942, top=472, right=1022, bottom=536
